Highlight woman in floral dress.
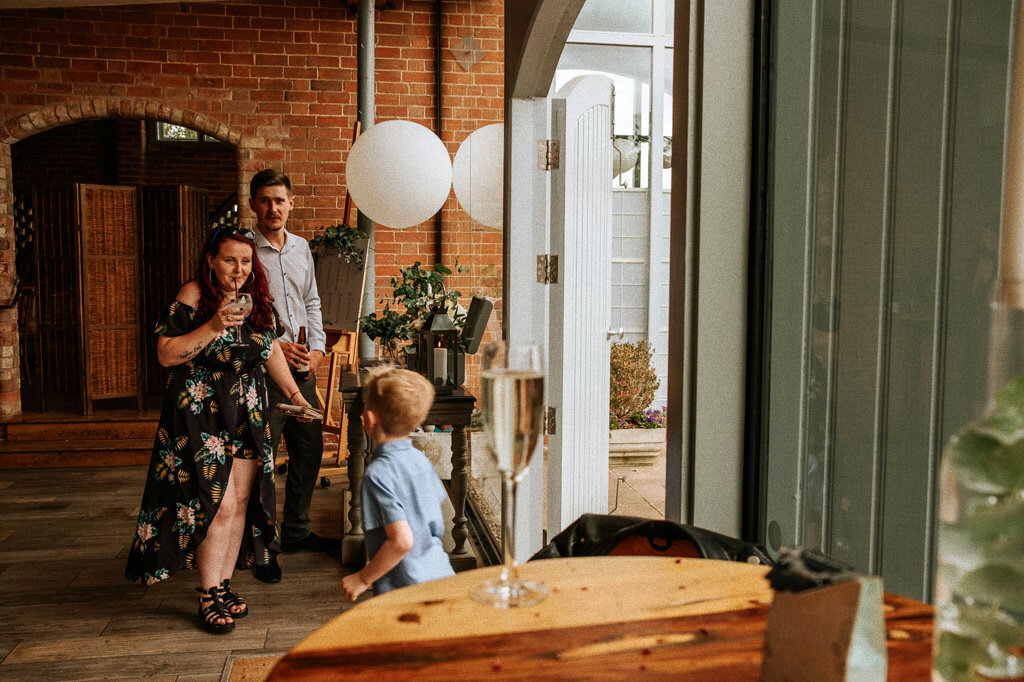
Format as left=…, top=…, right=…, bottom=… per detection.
left=126, top=226, right=312, bottom=634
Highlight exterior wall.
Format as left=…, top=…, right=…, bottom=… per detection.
left=0, top=144, right=15, bottom=416
left=0, top=0, right=504, bottom=417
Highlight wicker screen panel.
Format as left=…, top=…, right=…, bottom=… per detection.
left=79, top=185, right=138, bottom=256
left=77, top=184, right=141, bottom=409
left=31, top=186, right=82, bottom=411
left=86, top=328, right=139, bottom=396
left=85, top=259, right=138, bottom=326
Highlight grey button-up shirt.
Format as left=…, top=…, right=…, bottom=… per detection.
left=254, top=228, right=326, bottom=354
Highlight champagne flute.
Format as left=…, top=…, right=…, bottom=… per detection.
left=470, top=341, right=548, bottom=608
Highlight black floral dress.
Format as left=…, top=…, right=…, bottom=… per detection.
left=125, top=300, right=280, bottom=585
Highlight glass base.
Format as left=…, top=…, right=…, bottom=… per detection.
left=470, top=578, right=549, bottom=608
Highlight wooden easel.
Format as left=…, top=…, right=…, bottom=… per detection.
left=316, top=330, right=359, bottom=481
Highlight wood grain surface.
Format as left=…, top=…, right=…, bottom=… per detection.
left=268, top=557, right=935, bottom=681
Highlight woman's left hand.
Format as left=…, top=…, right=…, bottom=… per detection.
left=289, top=389, right=314, bottom=422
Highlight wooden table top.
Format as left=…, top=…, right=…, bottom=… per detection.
left=266, top=556, right=934, bottom=681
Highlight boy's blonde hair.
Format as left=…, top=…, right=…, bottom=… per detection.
left=362, top=367, right=435, bottom=436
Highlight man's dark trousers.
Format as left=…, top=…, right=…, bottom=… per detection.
left=266, top=372, right=323, bottom=545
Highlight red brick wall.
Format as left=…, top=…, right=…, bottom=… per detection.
left=0, top=143, right=15, bottom=415
left=0, top=0, right=505, bottom=417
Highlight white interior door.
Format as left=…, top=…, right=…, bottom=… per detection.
left=547, top=74, right=614, bottom=534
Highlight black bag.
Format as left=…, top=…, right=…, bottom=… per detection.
left=529, top=513, right=773, bottom=565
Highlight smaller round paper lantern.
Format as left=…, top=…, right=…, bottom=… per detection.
left=613, top=137, right=640, bottom=178
left=346, top=120, right=453, bottom=228
left=452, top=123, right=504, bottom=229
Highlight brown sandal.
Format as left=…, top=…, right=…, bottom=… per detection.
left=219, top=578, right=248, bottom=618
left=196, top=586, right=235, bottom=634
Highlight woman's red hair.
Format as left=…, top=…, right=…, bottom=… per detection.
left=195, top=231, right=275, bottom=331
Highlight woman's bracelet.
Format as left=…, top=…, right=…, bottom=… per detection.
left=290, top=390, right=302, bottom=401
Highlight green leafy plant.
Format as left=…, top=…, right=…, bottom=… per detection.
left=310, top=223, right=368, bottom=268
left=358, top=261, right=467, bottom=358
left=609, top=339, right=663, bottom=430
left=390, top=262, right=465, bottom=330
left=358, top=305, right=410, bottom=359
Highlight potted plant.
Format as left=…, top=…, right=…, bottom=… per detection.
left=357, top=304, right=410, bottom=360
left=309, top=223, right=368, bottom=267
left=358, top=261, right=467, bottom=362
left=609, top=339, right=666, bottom=465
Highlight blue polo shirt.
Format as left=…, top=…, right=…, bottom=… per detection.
left=361, top=439, right=455, bottom=594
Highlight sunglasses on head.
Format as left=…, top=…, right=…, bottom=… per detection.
left=207, top=226, right=255, bottom=248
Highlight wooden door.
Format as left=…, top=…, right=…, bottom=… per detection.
left=76, top=184, right=142, bottom=414
left=548, top=75, right=614, bottom=533
left=32, top=186, right=82, bottom=413
left=140, top=186, right=208, bottom=403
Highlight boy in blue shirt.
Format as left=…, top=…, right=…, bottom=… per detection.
left=341, top=368, right=455, bottom=599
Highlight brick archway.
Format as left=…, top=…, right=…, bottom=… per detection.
left=0, top=98, right=254, bottom=419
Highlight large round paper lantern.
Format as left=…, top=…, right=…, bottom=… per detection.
left=346, top=120, right=452, bottom=228
left=452, top=123, right=503, bottom=229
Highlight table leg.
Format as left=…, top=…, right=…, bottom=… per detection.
left=342, top=400, right=366, bottom=565
left=448, top=424, right=473, bottom=569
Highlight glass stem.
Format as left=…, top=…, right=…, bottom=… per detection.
left=500, top=472, right=517, bottom=585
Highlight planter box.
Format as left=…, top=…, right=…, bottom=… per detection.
left=609, top=427, right=667, bottom=466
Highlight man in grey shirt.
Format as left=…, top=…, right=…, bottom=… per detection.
left=249, top=168, right=339, bottom=584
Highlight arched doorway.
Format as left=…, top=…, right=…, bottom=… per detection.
left=0, top=99, right=249, bottom=463
left=505, top=1, right=749, bottom=553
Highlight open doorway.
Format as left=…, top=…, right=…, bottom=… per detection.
left=12, top=117, right=238, bottom=416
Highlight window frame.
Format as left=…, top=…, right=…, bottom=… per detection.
left=148, top=121, right=224, bottom=147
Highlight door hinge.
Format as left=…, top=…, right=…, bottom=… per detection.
left=544, top=406, right=557, bottom=435
left=538, top=139, right=560, bottom=170
left=536, top=254, right=559, bottom=284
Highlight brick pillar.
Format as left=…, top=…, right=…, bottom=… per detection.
left=0, top=143, right=20, bottom=418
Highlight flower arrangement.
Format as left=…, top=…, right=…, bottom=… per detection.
left=609, top=339, right=664, bottom=430
left=358, top=261, right=467, bottom=359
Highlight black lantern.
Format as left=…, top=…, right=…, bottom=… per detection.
left=419, top=302, right=462, bottom=392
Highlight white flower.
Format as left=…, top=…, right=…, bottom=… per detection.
left=188, top=382, right=208, bottom=401
left=205, top=434, right=225, bottom=456
left=137, top=523, right=154, bottom=542
left=446, top=300, right=466, bottom=318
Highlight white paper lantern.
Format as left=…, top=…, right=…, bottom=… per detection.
left=346, top=120, right=453, bottom=228
left=452, top=123, right=504, bottom=229
left=613, top=137, right=640, bottom=178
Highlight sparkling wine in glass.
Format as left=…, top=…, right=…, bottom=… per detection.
left=228, top=292, right=253, bottom=347
left=470, top=341, right=548, bottom=608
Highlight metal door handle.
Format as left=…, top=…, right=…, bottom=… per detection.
left=607, top=328, right=624, bottom=340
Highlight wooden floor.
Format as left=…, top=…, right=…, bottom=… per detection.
left=0, top=465, right=358, bottom=681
